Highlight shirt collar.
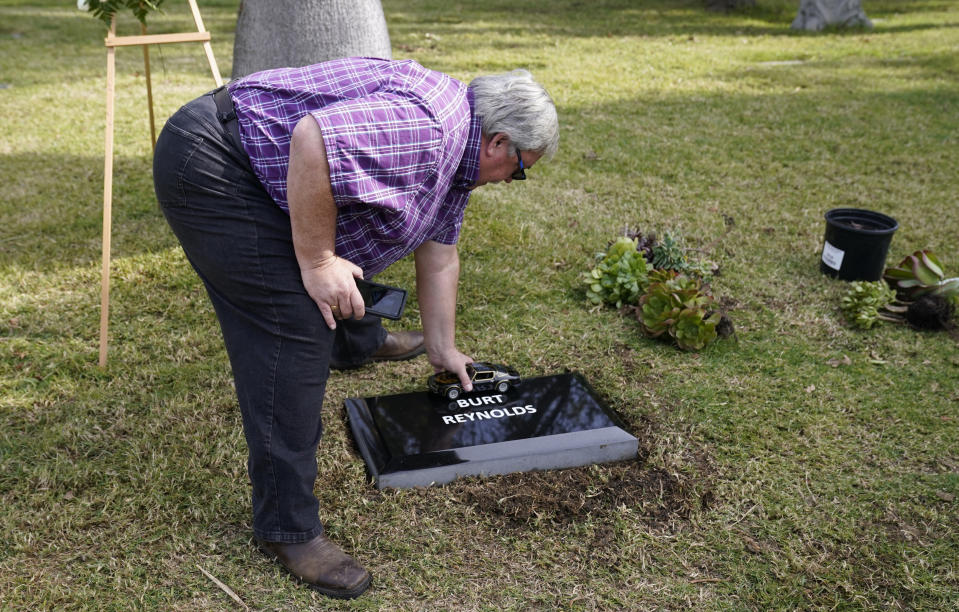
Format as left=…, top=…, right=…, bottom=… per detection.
left=452, top=88, right=482, bottom=191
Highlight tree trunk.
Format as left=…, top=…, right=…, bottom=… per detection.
left=231, top=0, right=392, bottom=80
left=792, top=0, right=872, bottom=31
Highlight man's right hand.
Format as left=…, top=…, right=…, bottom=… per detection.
left=288, top=115, right=360, bottom=330
left=300, top=255, right=365, bottom=329
left=429, top=347, right=474, bottom=393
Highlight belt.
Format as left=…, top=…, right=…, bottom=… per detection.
left=212, top=85, right=249, bottom=166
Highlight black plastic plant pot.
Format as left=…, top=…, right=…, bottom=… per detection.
left=820, top=208, right=899, bottom=281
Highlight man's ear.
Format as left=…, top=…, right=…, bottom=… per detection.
left=486, top=132, right=509, bottom=155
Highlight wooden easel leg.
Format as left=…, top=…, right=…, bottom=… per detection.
left=187, top=0, right=223, bottom=86
left=202, top=40, right=223, bottom=87
left=99, top=29, right=116, bottom=368
left=142, top=23, right=156, bottom=151
left=98, top=5, right=223, bottom=366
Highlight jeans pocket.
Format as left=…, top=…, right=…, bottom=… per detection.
left=153, top=121, right=204, bottom=209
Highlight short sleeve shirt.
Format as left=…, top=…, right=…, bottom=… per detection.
left=229, top=58, right=481, bottom=277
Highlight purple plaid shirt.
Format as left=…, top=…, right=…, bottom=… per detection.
left=229, top=58, right=481, bottom=277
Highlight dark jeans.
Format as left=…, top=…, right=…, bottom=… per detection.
left=153, top=92, right=386, bottom=542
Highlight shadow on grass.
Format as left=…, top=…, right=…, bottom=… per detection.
left=0, top=0, right=239, bottom=43
left=387, top=0, right=957, bottom=41
left=0, top=152, right=175, bottom=271
left=0, top=1, right=236, bottom=89
left=6, top=0, right=957, bottom=71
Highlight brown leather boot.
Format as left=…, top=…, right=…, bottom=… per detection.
left=330, top=330, right=425, bottom=370
left=256, top=534, right=371, bottom=599
left=370, top=330, right=425, bottom=362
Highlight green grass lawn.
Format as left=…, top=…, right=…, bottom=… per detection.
left=2, top=0, right=957, bottom=608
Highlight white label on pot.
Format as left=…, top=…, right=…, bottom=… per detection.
left=821, top=241, right=845, bottom=271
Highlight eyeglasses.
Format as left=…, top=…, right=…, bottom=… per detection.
left=511, top=150, right=527, bottom=181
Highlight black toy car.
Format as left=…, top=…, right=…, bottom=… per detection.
left=428, top=362, right=521, bottom=400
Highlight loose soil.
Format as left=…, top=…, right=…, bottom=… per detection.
left=906, top=294, right=954, bottom=330
left=449, top=459, right=708, bottom=532
left=445, top=413, right=716, bottom=532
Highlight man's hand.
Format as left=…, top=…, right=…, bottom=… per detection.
left=429, top=348, right=474, bottom=393
left=300, top=255, right=365, bottom=329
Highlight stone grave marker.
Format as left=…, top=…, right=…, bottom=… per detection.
left=345, top=372, right=638, bottom=489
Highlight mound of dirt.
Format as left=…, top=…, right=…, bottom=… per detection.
left=450, top=458, right=712, bottom=532
left=444, top=411, right=716, bottom=531
left=906, top=294, right=954, bottom=330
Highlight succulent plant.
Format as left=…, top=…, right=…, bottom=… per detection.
left=650, top=231, right=687, bottom=272
left=643, top=230, right=716, bottom=279
left=624, top=228, right=658, bottom=263
left=638, top=271, right=721, bottom=350
left=883, top=250, right=959, bottom=300
left=638, top=272, right=682, bottom=338
left=674, top=307, right=722, bottom=351
left=584, top=236, right=650, bottom=308
left=840, top=280, right=896, bottom=329
left=584, top=230, right=732, bottom=350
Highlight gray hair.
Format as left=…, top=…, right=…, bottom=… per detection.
left=469, top=69, right=559, bottom=159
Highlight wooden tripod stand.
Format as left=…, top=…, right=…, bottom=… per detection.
left=99, top=0, right=222, bottom=366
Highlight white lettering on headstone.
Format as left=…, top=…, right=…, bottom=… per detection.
left=440, top=403, right=538, bottom=425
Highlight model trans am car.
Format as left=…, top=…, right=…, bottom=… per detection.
left=428, top=362, right=521, bottom=400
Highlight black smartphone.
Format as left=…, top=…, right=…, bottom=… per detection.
left=354, top=278, right=407, bottom=320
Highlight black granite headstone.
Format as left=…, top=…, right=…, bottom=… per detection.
left=345, top=373, right=638, bottom=489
